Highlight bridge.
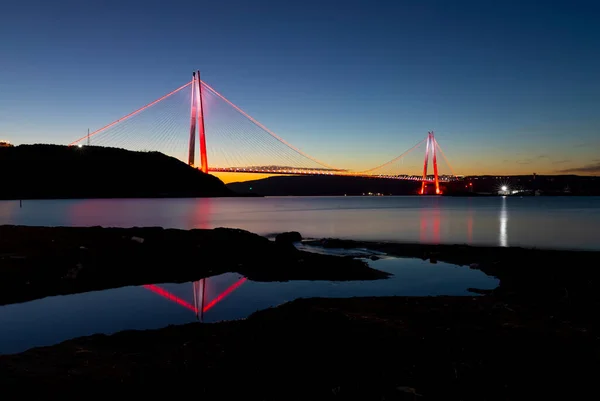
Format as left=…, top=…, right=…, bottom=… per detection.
left=69, top=71, right=457, bottom=195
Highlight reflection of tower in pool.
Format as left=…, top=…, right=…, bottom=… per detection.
left=145, top=276, right=247, bottom=322
left=192, top=279, right=206, bottom=321
left=499, top=197, right=508, bottom=247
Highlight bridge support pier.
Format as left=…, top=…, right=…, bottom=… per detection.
left=420, top=132, right=440, bottom=195
left=188, top=71, right=209, bottom=173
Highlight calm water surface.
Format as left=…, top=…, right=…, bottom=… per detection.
left=1, top=196, right=599, bottom=249
left=0, top=255, right=497, bottom=354
left=1, top=196, right=597, bottom=354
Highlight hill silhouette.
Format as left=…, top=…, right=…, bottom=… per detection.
left=229, top=174, right=600, bottom=196
left=0, top=145, right=232, bottom=199
left=227, top=175, right=421, bottom=196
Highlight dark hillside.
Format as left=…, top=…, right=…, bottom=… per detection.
left=227, top=175, right=421, bottom=196
left=0, top=145, right=232, bottom=199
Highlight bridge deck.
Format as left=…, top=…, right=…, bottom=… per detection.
left=208, top=167, right=456, bottom=182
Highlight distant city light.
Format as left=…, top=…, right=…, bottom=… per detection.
left=78, top=144, right=83, bottom=148
left=501, top=185, right=508, bottom=191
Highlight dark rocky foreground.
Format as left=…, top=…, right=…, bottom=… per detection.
left=1, top=296, right=598, bottom=399
left=1, top=227, right=600, bottom=399
left=0, top=226, right=387, bottom=307
left=305, top=238, right=600, bottom=307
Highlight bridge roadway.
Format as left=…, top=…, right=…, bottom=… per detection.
left=208, top=167, right=457, bottom=182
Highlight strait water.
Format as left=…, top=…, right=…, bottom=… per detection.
left=1, top=196, right=599, bottom=249
left=0, top=196, right=598, bottom=354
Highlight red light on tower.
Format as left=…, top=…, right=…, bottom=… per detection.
left=419, top=132, right=440, bottom=195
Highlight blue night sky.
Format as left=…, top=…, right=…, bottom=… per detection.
left=1, top=0, right=599, bottom=177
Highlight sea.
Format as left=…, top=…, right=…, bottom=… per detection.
left=0, top=195, right=598, bottom=354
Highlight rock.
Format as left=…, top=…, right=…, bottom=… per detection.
left=467, top=287, right=494, bottom=295
left=275, top=231, right=302, bottom=244
left=395, top=386, right=422, bottom=398
left=63, top=263, right=83, bottom=280
left=369, top=255, right=380, bottom=261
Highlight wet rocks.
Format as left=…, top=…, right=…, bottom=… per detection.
left=0, top=225, right=389, bottom=306
left=2, top=296, right=598, bottom=399
left=275, top=231, right=303, bottom=244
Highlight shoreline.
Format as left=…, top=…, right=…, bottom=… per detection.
left=0, top=225, right=387, bottom=307
left=1, top=226, right=599, bottom=398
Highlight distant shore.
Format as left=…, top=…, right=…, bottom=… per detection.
left=1, top=226, right=599, bottom=398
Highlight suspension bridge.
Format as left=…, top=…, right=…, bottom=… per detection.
left=69, top=71, right=458, bottom=195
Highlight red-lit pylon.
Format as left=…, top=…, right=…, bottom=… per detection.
left=420, top=132, right=440, bottom=195
left=188, top=71, right=209, bottom=173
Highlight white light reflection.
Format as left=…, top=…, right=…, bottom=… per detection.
left=499, top=196, right=508, bottom=247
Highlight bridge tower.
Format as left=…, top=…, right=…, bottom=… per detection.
left=420, top=131, right=440, bottom=195
left=188, top=71, right=209, bottom=173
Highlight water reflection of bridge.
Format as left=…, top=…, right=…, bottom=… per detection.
left=143, top=277, right=247, bottom=321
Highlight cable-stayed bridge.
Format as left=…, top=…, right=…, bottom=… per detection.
left=69, top=71, right=458, bottom=194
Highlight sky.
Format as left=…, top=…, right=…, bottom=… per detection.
left=1, top=0, right=600, bottom=181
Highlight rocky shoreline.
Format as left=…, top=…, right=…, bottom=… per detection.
left=305, top=238, right=600, bottom=304
left=1, top=226, right=599, bottom=399
left=0, top=226, right=387, bottom=307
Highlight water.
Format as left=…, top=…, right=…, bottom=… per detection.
left=0, top=256, right=497, bottom=354
left=1, top=196, right=597, bottom=354
left=1, top=196, right=600, bottom=249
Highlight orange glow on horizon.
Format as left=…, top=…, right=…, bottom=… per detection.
left=213, top=172, right=279, bottom=184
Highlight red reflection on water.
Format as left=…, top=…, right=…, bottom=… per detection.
left=192, top=198, right=212, bottom=229
left=467, top=211, right=473, bottom=244
left=143, top=284, right=198, bottom=313
left=419, top=204, right=442, bottom=244
left=0, top=200, right=20, bottom=224
left=203, top=277, right=247, bottom=313
left=432, top=208, right=440, bottom=244
left=67, top=199, right=106, bottom=226
left=144, top=277, right=247, bottom=317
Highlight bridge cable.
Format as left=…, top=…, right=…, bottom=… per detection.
left=69, top=81, right=192, bottom=146
left=200, top=81, right=339, bottom=171
left=357, top=137, right=427, bottom=174
left=433, top=138, right=457, bottom=176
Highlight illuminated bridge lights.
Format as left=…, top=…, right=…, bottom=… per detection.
left=69, top=73, right=458, bottom=192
